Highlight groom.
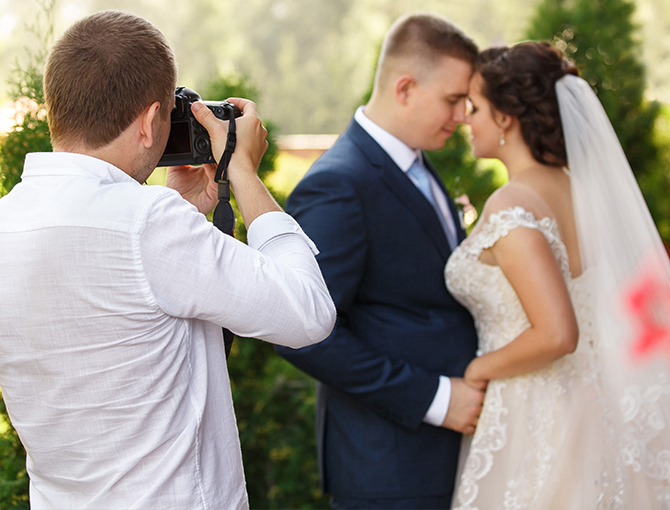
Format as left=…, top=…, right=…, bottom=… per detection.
left=276, top=12, right=483, bottom=509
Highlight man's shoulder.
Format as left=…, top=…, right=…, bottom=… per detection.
left=57, top=171, right=189, bottom=235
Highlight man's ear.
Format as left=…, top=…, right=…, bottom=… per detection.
left=138, top=101, right=162, bottom=149
left=394, top=74, right=416, bottom=105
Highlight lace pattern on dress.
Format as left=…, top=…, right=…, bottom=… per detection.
left=462, top=206, right=571, bottom=280
left=448, top=205, right=670, bottom=508
left=446, top=207, right=571, bottom=357
left=447, top=207, right=601, bottom=509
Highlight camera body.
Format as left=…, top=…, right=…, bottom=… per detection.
left=158, top=87, right=242, bottom=167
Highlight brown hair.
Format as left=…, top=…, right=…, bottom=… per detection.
left=477, top=42, right=579, bottom=166
left=44, top=10, right=177, bottom=149
left=376, top=13, right=478, bottom=84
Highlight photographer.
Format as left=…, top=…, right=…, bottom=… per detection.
left=0, top=10, right=335, bottom=510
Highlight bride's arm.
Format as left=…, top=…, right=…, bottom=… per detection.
left=464, top=225, right=578, bottom=386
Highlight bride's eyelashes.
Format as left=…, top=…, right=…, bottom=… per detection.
left=466, top=98, right=478, bottom=116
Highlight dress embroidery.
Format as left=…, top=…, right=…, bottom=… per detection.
left=446, top=207, right=604, bottom=509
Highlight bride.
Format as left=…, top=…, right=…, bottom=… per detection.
left=446, top=42, right=670, bottom=509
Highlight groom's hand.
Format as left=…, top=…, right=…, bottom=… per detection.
left=441, top=378, right=485, bottom=435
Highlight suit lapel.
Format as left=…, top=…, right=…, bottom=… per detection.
left=345, top=122, right=452, bottom=259
left=379, top=163, right=453, bottom=259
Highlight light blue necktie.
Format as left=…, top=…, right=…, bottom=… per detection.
left=407, top=157, right=458, bottom=249
left=407, top=158, right=437, bottom=207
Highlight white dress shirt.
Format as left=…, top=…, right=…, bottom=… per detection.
left=354, top=106, right=453, bottom=427
left=0, top=152, right=336, bottom=509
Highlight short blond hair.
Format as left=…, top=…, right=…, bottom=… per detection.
left=44, top=10, right=177, bottom=149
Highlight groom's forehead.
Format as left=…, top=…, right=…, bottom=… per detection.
left=425, top=56, right=473, bottom=94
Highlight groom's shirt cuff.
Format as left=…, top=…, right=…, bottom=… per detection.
left=423, top=375, right=451, bottom=426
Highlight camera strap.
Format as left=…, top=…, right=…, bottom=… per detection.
left=213, top=104, right=237, bottom=208
left=212, top=104, right=238, bottom=357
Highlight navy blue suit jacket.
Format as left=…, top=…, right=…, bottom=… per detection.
left=276, top=118, right=478, bottom=502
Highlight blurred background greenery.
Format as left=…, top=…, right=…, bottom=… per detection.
left=0, top=0, right=669, bottom=134
left=0, top=0, right=669, bottom=508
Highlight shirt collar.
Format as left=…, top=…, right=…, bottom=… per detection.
left=22, top=152, right=138, bottom=185
left=354, top=106, right=421, bottom=173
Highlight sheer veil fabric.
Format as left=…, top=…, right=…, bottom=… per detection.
left=556, top=74, right=670, bottom=506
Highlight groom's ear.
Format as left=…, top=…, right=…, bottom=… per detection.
left=395, top=74, right=416, bottom=105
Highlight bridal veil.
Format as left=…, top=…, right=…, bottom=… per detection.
left=557, top=74, right=670, bottom=506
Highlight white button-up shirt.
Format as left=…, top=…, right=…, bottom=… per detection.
left=0, top=152, right=335, bottom=509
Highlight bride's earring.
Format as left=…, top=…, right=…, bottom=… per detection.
left=499, top=131, right=506, bottom=146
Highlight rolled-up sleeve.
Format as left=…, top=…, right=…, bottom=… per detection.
left=139, top=192, right=336, bottom=348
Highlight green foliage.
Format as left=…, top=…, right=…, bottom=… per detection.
left=0, top=393, right=29, bottom=510
left=0, top=111, right=51, bottom=195
left=227, top=341, right=327, bottom=509
left=202, top=72, right=325, bottom=508
left=0, top=0, right=55, bottom=197
left=641, top=105, right=670, bottom=242
left=201, top=73, right=279, bottom=189
left=201, top=72, right=282, bottom=242
left=526, top=0, right=670, bottom=244
left=7, top=0, right=54, bottom=105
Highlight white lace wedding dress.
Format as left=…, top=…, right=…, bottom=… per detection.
left=445, top=206, right=669, bottom=509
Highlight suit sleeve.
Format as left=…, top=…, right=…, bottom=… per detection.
left=275, top=168, right=439, bottom=431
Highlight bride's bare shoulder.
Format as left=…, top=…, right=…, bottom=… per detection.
left=481, top=182, right=554, bottom=223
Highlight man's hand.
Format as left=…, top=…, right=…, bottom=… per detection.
left=165, top=163, right=218, bottom=215
left=190, top=98, right=268, bottom=188
left=441, top=377, right=485, bottom=435
left=187, top=98, right=279, bottom=227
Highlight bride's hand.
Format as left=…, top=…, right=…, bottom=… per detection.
left=464, top=359, right=489, bottom=391
left=441, top=378, right=485, bottom=435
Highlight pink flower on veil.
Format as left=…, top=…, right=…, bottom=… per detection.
left=624, top=255, right=670, bottom=360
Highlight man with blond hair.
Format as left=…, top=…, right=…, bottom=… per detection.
left=0, top=10, right=335, bottom=509
left=277, top=13, right=484, bottom=509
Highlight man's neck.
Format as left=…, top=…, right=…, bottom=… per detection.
left=363, top=96, right=409, bottom=147
left=54, top=134, right=143, bottom=183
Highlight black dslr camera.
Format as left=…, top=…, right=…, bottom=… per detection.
left=158, top=87, right=242, bottom=167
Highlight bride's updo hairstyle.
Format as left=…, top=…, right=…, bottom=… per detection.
left=477, top=42, right=579, bottom=167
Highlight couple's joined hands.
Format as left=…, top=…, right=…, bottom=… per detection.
left=442, top=375, right=487, bottom=436
left=165, top=98, right=269, bottom=216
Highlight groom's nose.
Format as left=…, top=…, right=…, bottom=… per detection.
left=452, top=98, right=467, bottom=123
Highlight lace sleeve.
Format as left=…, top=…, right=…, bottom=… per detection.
left=469, top=206, right=571, bottom=280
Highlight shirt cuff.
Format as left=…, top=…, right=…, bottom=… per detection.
left=423, top=376, right=452, bottom=427
left=246, top=211, right=319, bottom=255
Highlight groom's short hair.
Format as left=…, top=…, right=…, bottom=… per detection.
left=375, top=13, right=478, bottom=87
